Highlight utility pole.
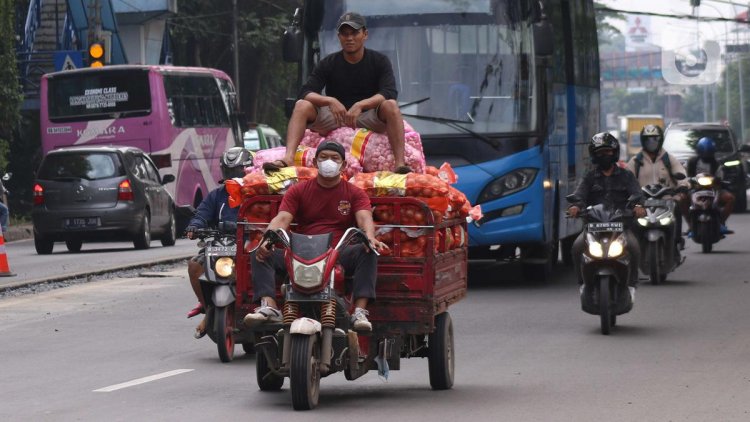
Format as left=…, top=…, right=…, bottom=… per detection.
left=232, top=0, right=240, bottom=109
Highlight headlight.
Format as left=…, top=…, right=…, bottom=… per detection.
left=659, top=216, right=673, bottom=226
left=608, top=239, right=624, bottom=258
left=478, top=168, right=538, bottom=204
left=637, top=217, right=648, bottom=226
left=588, top=241, right=604, bottom=258
left=292, top=259, right=326, bottom=289
left=724, top=160, right=740, bottom=167
left=697, top=176, right=714, bottom=186
left=214, top=257, right=235, bottom=278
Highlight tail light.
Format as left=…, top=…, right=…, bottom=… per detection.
left=118, top=180, right=134, bottom=201
left=33, top=184, right=44, bottom=205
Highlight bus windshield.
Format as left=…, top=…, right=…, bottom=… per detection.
left=48, top=69, right=151, bottom=122
left=318, top=0, right=536, bottom=136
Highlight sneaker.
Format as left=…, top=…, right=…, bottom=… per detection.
left=628, top=287, right=636, bottom=304
left=720, top=225, right=734, bottom=235
left=351, top=307, right=372, bottom=331
left=243, top=304, right=282, bottom=326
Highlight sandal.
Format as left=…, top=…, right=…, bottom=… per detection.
left=193, top=319, right=207, bottom=339
left=262, top=159, right=289, bottom=173
left=394, top=165, right=413, bottom=175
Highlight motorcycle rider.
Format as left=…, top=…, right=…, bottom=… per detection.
left=185, top=147, right=252, bottom=339
left=686, top=137, right=735, bottom=235
left=244, top=141, right=389, bottom=331
left=626, top=124, right=690, bottom=248
left=568, top=133, right=645, bottom=297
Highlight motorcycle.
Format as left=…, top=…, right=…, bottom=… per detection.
left=192, top=221, right=252, bottom=362
left=688, top=173, right=726, bottom=253
left=635, top=182, right=685, bottom=284
left=251, top=227, right=380, bottom=410
left=567, top=195, right=636, bottom=335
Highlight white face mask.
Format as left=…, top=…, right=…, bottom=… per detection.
left=318, top=159, right=342, bottom=178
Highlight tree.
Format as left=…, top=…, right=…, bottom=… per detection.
left=169, top=0, right=297, bottom=132
left=0, top=0, right=21, bottom=171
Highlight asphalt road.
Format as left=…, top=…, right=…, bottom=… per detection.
left=0, top=238, right=195, bottom=290
left=1, top=215, right=750, bottom=421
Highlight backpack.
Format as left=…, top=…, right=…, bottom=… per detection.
left=633, top=151, right=675, bottom=182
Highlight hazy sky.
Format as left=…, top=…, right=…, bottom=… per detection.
left=599, top=0, right=747, bottom=50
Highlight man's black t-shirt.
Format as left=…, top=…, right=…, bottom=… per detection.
left=298, top=48, right=397, bottom=110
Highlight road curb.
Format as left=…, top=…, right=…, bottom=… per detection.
left=0, top=254, right=192, bottom=293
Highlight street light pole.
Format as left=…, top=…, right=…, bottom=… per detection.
left=232, top=0, right=240, bottom=109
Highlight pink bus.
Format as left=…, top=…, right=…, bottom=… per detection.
left=40, top=65, right=243, bottom=228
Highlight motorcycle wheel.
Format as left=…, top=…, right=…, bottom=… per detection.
left=428, top=312, right=455, bottom=390
left=648, top=243, right=660, bottom=285
left=610, top=314, right=617, bottom=327
left=290, top=334, right=320, bottom=410
left=702, top=241, right=712, bottom=253
left=215, top=305, right=235, bottom=363
left=599, top=276, right=612, bottom=335
left=256, top=349, right=284, bottom=391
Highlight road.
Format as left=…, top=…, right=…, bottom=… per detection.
left=1, top=215, right=750, bottom=420
left=0, top=238, right=194, bottom=290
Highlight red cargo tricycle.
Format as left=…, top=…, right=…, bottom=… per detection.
left=234, top=195, right=467, bottom=410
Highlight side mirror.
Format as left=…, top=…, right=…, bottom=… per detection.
left=282, top=25, right=303, bottom=63
left=161, top=174, right=176, bottom=185
left=739, top=144, right=750, bottom=153
left=533, top=21, right=553, bottom=57
left=565, top=194, right=581, bottom=204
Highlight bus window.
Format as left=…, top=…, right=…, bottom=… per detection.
left=164, top=74, right=230, bottom=128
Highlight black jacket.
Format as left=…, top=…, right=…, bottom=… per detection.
left=571, top=166, right=643, bottom=210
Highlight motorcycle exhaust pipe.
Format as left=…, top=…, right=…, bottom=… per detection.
left=320, top=327, right=333, bottom=374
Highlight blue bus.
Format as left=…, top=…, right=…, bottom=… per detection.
left=283, top=0, right=599, bottom=279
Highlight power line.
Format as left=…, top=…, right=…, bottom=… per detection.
left=595, top=5, right=749, bottom=24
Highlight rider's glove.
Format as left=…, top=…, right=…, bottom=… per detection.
left=185, top=225, right=198, bottom=239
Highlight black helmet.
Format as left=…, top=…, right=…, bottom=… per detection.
left=589, top=132, right=620, bottom=156
left=220, top=147, right=252, bottom=180
left=640, top=124, right=664, bottom=153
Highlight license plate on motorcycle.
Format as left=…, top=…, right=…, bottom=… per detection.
left=64, top=217, right=100, bottom=229
left=205, top=246, right=236, bottom=255
left=587, top=222, right=623, bottom=232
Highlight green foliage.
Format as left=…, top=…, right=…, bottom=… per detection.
left=169, top=0, right=298, bottom=134
left=0, top=0, right=22, bottom=171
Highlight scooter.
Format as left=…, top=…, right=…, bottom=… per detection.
left=192, top=221, right=251, bottom=362
left=635, top=183, right=685, bottom=284
left=688, top=173, right=725, bottom=253
left=567, top=195, right=636, bottom=335
left=251, top=227, right=379, bottom=410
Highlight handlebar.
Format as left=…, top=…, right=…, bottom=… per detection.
left=251, top=227, right=380, bottom=256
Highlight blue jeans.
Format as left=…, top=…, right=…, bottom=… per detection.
left=0, top=202, right=8, bottom=234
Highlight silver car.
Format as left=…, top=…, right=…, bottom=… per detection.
left=32, top=146, right=177, bottom=254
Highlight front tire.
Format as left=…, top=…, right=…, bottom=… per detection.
left=290, top=334, right=320, bottom=410
left=215, top=305, right=235, bottom=363
left=648, top=243, right=660, bottom=285
left=133, top=212, right=151, bottom=250
left=160, top=211, right=177, bottom=247
left=34, top=233, right=53, bottom=255
left=428, top=312, right=455, bottom=390
left=599, top=276, right=612, bottom=335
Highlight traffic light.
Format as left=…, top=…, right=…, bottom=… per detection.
left=88, top=42, right=105, bottom=67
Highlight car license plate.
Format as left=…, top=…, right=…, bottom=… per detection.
left=587, top=222, right=623, bottom=232
left=64, top=217, right=100, bottom=229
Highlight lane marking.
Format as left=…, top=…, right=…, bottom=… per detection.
left=93, top=369, right=194, bottom=392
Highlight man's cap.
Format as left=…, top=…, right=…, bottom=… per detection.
left=316, top=141, right=346, bottom=160
left=337, top=12, right=366, bottom=32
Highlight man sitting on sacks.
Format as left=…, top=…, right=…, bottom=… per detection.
left=263, top=12, right=412, bottom=175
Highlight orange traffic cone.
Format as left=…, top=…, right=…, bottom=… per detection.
left=0, top=226, right=16, bottom=277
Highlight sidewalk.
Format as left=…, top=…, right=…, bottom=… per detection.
left=4, top=224, right=32, bottom=243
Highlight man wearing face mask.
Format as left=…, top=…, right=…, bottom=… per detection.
left=626, top=124, right=690, bottom=247
left=568, top=133, right=645, bottom=293
left=244, top=141, right=390, bottom=331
